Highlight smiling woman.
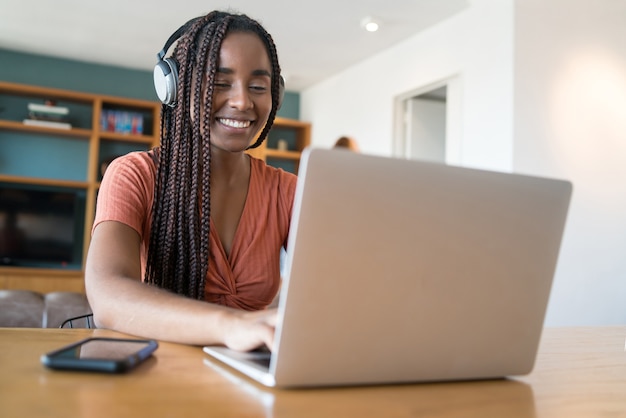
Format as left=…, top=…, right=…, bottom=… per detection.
left=85, top=11, right=294, bottom=352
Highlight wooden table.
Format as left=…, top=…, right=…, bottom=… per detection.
left=1, top=326, right=624, bottom=417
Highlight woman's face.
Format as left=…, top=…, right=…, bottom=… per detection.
left=209, top=31, right=273, bottom=153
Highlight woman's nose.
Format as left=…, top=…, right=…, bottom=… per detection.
left=228, top=84, right=253, bottom=110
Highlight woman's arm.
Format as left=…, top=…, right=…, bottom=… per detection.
left=84, top=221, right=276, bottom=350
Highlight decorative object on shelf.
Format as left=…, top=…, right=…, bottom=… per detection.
left=27, top=101, right=69, bottom=115
left=100, top=109, right=144, bottom=135
left=23, top=100, right=72, bottom=130
left=277, top=139, right=288, bottom=151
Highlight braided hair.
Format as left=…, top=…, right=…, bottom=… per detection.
left=145, top=11, right=282, bottom=299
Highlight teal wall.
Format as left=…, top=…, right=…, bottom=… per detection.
left=0, top=48, right=300, bottom=119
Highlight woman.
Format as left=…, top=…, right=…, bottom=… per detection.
left=85, top=11, right=293, bottom=352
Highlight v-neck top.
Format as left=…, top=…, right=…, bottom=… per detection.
left=93, top=149, right=297, bottom=310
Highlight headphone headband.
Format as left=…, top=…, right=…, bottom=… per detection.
left=156, top=17, right=201, bottom=61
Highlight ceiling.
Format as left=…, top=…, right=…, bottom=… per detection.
left=0, top=0, right=468, bottom=92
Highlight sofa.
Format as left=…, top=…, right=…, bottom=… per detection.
left=0, top=290, right=92, bottom=328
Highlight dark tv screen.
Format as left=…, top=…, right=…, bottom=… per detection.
left=0, top=184, right=85, bottom=269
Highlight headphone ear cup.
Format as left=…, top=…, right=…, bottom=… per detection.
left=277, top=75, right=285, bottom=110
left=153, top=57, right=179, bottom=106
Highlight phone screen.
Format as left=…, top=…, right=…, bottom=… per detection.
left=42, top=337, right=158, bottom=373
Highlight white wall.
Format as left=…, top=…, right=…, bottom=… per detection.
left=514, top=0, right=626, bottom=326
left=301, top=0, right=515, bottom=171
left=301, top=0, right=626, bottom=326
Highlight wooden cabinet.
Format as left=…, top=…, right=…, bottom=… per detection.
left=0, top=81, right=310, bottom=292
left=246, top=117, right=311, bottom=174
left=0, top=81, right=160, bottom=291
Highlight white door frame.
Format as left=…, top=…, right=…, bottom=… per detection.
left=393, top=75, right=462, bottom=165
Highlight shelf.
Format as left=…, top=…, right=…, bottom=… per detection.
left=0, top=82, right=95, bottom=103
left=273, top=117, right=310, bottom=128
left=0, top=267, right=85, bottom=293
left=0, top=266, right=84, bottom=277
left=265, top=149, right=302, bottom=160
left=0, top=174, right=89, bottom=189
left=0, top=119, right=154, bottom=144
left=99, top=131, right=156, bottom=144
left=0, top=119, right=92, bottom=138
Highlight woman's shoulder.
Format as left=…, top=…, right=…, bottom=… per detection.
left=250, top=155, right=297, bottom=185
left=102, top=149, right=158, bottom=191
left=111, top=148, right=157, bottom=167
left=107, top=149, right=157, bottom=175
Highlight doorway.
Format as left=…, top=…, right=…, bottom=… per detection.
left=393, top=77, right=461, bottom=165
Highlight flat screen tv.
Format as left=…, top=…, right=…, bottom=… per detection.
left=0, top=183, right=85, bottom=269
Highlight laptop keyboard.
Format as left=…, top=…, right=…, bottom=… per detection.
left=247, top=348, right=271, bottom=369
left=249, top=354, right=271, bottom=369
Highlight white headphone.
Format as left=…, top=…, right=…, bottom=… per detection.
left=153, top=21, right=191, bottom=106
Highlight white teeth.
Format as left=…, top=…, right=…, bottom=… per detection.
left=219, top=118, right=251, bottom=128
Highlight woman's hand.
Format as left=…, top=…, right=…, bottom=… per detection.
left=222, top=308, right=278, bottom=352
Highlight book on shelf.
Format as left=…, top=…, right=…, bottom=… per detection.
left=27, top=102, right=70, bottom=116
left=23, top=118, right=72, bottom=130
left=101, top=109, right=144, bottom=135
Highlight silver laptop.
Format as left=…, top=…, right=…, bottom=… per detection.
left=204, top=147, right=572, bottom=388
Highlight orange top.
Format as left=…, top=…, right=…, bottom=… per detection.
left=93, top=150, right=297, bottom=310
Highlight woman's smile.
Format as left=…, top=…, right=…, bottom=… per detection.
left=217, top=117, right=253, bottom=129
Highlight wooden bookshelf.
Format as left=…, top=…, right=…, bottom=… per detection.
left=0, top=81, right=160, bottom=292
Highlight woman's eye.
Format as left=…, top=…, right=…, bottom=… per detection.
left=250, top=85, right=268, bottom=92
left=214, top=81, right=231, bottom=88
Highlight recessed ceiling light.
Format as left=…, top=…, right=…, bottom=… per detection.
left=361, top=17, right=380, bottom=32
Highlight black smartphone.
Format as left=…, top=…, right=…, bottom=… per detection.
left=41, top=337, right=158, bottom=373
